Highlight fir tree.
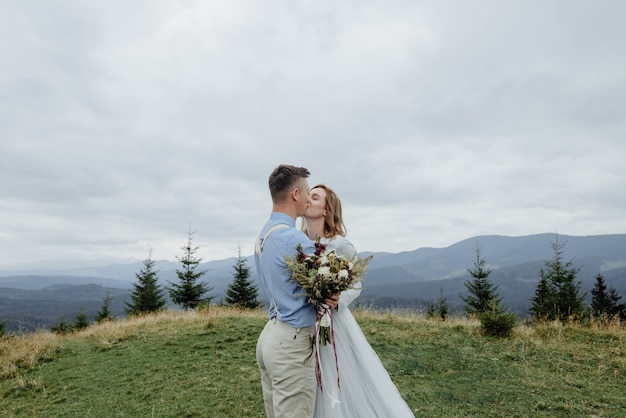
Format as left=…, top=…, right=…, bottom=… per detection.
left=168, top=230, right=212, bottom=309
left=126, top=251, right=167, bottom=315
left=225, top=246, right=260, bottom=309
left=529, top=236, right=586, bottom=321
left=608, top=289, right=626, bottom=320
left=529, top=275, right=554, bottom=320
left=591, top=273, right=625, bottom=318
left=95, top=292, right=115, bottom=322
left=426, top=301, right=436, bottom=319
left=51, top=318, right=71, bottom=334
left=438, top=288, right=448, bottom=320
left=461, top=246, right=501, bottom=315
left=74, top=306, right=90, bottom=330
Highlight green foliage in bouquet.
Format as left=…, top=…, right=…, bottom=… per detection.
left=286, top=239, right=373, bottom=346
left=285, top=240, right=373, bottom=306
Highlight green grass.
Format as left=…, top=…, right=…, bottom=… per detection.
left=2, top=308, right=626, bottom=417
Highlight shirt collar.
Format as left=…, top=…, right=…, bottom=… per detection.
left=270, top=212, right=296, bottom=227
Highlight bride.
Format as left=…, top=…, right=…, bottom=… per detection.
left=302, top=184, right=415, bottom=418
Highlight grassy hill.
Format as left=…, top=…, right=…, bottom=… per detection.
left=1, top=308, right=626, bottom=417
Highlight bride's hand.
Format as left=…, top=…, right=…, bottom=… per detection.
left=324, top=293, right=340, bottom=309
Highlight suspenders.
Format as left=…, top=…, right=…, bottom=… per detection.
left=256, top=224, right=289, bottom=316
left=255, top=224, right=289, bottom=256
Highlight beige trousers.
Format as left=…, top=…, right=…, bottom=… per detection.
left=256, top=319, right=316, bottom=418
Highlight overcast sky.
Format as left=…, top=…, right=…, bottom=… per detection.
left=1, top=1, right=625, bottom=268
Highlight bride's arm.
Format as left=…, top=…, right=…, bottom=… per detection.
left=338, top=282, right=362, bottom=310
left=333, top=236, right=360, bottom=310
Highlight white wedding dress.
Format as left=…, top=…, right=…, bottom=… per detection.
left=314, top=236, right=414, bottom=418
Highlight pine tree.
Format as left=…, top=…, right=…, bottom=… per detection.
left=529, top=236, right=586, bottom=321
left=126, top=251, right=167, bottom=315
left=608, top=289, right=626, bottom=320
left=591, top=273, right=625, bottom=318
left=529, top=275, right=554, bottom=320
left=426, top=301, right=436, bottom=319
left=438, top=288, right=448, bottom=320
left=461, top=246, right=501, bottom=316
left=168, top=230, right=212, bottom=309
left=95, top=292, right=115, bottom=322
left=74, top=306, right=90, bottom=330
left=225, top=246, right=260, bottom=309
left=51, top=318, right=71, bottom=334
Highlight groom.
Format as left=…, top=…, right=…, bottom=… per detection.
left=255, top=164, right=338, bottom=418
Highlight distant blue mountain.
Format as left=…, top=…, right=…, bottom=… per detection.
left=1, top=233, right=625, bottom=332
left=359, top=233, right=626, bottom=313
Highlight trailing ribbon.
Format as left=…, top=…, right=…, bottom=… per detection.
left=314, top=303, right=340, bottom=392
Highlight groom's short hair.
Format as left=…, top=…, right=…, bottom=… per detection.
left=269, top=164, right=310, bottom=203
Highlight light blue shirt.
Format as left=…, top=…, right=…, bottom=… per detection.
left=255, top=212, right=317, bottom=328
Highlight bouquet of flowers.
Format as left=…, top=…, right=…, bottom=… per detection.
left=286, top=240, right=372, bottom=339
left=286, top=239, right=373, bottom=389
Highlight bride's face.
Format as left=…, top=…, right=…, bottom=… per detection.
left=305, top=187, right=327, bottom=220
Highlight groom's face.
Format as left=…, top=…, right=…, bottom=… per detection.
left=294, top=178, right=310, bottom=217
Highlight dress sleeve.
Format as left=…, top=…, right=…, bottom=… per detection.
left=331, top=236, right=361, bottom=310
left=338, top=282, right=361, bottom=310
left=338, top=239, right=357, bottom=259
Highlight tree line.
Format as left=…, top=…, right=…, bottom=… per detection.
left=123, top=230, right=260, bottom=317
left=37, top=232, right=625, bottom=336
left=45, top=230, right=259, bottom=333
left=457, top=235, right=625, bottom=337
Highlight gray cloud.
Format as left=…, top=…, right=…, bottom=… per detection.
left=1, top=1, right=625, bottom=266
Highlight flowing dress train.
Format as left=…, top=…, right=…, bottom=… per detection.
left=314, top=236, right=414, bottom=418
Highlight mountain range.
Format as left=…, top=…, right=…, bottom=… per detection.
left=1, top=233, right=625, bottom=333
